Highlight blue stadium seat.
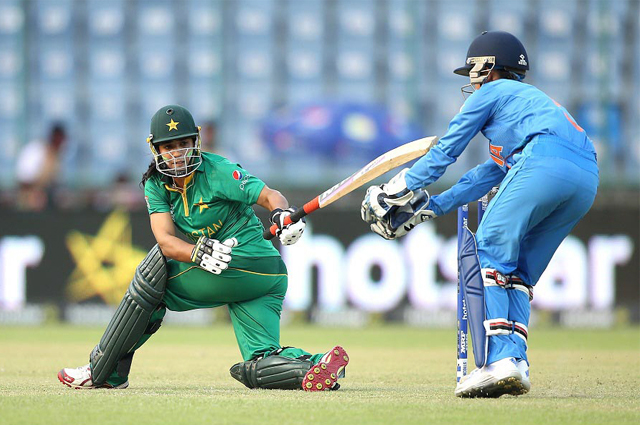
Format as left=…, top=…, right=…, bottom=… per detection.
left=287, top=82, right=323, bottom=106
left=580, top=0, right=628, bottom=100
left=487, top=0, right=528, bottom=39
left=287, top=0, right=323, bottom=42
left=426, top=0, right=474, bottom=138
left=87, top=0, right=125, bottom=37
left=434, top=0, right=477, bottom=83
left=188, top=82, right=222, bottom=121
left=35, top=0, right=72, bottom=36
left=187, top=0, right=223, bottom=37
left=89, top=49, right=126, bottom=82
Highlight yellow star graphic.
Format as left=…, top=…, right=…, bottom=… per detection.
left=195, top=197, right=209, bottom=213
left=65, top=210, right=148, bottom=305
left=166, top=119, right=179, bottom=131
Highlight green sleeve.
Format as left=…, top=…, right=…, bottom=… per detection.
left=215, top=159, right=265, bottom=205
left=144, top=177, right=170, bottom=214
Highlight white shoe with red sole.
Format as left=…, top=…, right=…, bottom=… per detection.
left=58, top=364, right=129, bottom=389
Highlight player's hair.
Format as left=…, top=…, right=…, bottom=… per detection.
left=140, top=160, right=157, bottom=188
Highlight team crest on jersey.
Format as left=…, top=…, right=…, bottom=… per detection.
left=232, top=170, right=243, bottom=180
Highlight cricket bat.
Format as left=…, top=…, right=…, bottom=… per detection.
left=263, top=136, right=439, bottom=239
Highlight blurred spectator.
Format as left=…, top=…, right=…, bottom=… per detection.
left=91, top=173, right=145, bottom=212
left=15, top=124, right=67, bottom=211
left=261, top=100, right=424, bottom=164
left=200, top=121, right=218, bottom=153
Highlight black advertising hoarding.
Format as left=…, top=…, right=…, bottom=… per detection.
left=0, top=199, right=638, bottom=323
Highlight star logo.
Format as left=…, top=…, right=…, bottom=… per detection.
left=65, top=210, right=148, bottom=305
left=195, top=197, right=209, bottom=213
left=166, top=119, right=179, bottom=131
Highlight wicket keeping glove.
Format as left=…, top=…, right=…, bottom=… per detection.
left=191, top=236, right=238, bottom=274
left=364, top=189, right=436, bottom=239
left=270, top=207, right=306, bottom=245
left=362, top=168, right=414, bottom=221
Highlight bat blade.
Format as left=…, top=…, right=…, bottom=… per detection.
left=317, top=136, right=438, bottom=209
left=264, top=136, right=439, bottom=239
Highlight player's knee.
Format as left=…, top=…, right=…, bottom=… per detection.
left=128, top=245, right=168, bottom=311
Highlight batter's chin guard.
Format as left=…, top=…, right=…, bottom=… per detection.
left=458, top=225, right=488, bottom=369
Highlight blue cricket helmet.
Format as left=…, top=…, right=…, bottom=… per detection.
left=454, top=31, right=529, bottom=78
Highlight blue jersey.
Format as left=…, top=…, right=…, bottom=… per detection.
left=405, top=79, right=597, bottom=215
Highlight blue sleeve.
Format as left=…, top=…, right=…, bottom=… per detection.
left=405, top=88, right=496, bottom=191
left=428, top=159, right=505, bottom=216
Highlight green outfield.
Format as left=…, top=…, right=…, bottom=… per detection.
left=0, top=324, right=638, bottom=425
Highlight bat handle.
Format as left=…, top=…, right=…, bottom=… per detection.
left=263, top=198, right=319, bottom=240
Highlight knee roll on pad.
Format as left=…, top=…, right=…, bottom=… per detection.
left=230, top=355, right=313, bottom=390
left=90, top=245, right=167, bottom=385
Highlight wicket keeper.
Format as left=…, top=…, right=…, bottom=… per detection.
left=362, top=31, right=598, bottom=397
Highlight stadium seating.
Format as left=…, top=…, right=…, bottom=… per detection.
left=0, top=0, right=636, bottom=189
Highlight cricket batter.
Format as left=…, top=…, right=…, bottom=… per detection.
left=58, top=105, right=349, bottom=391
left=361, top=31, right=599, bottom=397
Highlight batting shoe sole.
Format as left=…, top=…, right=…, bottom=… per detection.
left=302, top=346, right=349, bottom=392
left=58, top=368, right=129, bottom=389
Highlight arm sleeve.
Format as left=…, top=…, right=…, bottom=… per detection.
left=144, top=179, right=170, bottom=214
left=405, top=89, right=497, bottom=191
left=428, top=159, right=505, bottom=216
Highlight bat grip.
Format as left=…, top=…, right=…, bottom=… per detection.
left=263, top=198, right=319, bottom=240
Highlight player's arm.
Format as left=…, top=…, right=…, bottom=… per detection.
left=429, top=159, right=505, bottom=216
left=255, top=185, right=289, bottom=211
left=149, top=212, right=195, bottom=262
left=364, top=92, right=496, bottom=222
left=256, top=185, right=305, bottom=245
left=405, top=90, right=496, bottom=190
left=149, top=212, right=237, bottom=274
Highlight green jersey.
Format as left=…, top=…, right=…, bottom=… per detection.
left=144, top=152, right=279, bottom=258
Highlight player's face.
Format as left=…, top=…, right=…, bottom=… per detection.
left=157, top=138, right=195, bottom=171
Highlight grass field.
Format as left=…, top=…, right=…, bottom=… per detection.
left=0, top=324, right=639, bottom=425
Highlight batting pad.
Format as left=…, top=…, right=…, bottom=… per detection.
left=230, top=355, right=313, bottom=390
left=90, top=244, right=167, bottom=385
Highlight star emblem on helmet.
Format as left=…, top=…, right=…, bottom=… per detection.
left=166, top=119, right=179, bottom=131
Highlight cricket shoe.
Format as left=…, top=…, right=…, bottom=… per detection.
left=455, top=357, right=526, bottom=398
left=302, top=346, right=349, bottom=392
left=516, top=359, right=531, bottom=395
left=58, top=364, right=129, bottom=389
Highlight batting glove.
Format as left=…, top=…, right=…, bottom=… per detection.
left=270, top=207, right=306, bottom=246
left=191, top=236, right=238, bottom=274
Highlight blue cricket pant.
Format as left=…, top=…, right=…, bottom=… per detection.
left=475, top=138, right=599, bottom=364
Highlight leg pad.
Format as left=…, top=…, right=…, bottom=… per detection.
left=90, top=245, right=167, bottom=384
left=230, top=355, right=313, bottom=390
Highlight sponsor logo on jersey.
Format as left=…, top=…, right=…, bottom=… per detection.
left=232, top=170, right=243, bottom=180
left=489, top=143, right=505, bottom=167
left=239, top=174, right=250, bottom=191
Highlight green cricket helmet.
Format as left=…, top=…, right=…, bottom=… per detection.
left=147, top=104, right=202, bottom=177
